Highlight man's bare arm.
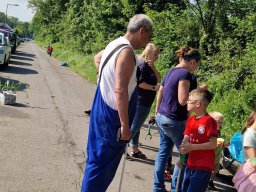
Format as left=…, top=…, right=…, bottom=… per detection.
left=115, top=47, right=135, bottom=141
left=94, top=50, right=104, bottom=71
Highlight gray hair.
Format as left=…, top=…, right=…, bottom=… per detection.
left=127, top=14, right=153, bottom=33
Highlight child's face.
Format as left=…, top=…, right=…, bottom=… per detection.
left=187, top=95, right=200, bottom=112
left=214, top=117, right=223, bottom=131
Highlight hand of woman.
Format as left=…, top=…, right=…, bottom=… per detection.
left=154, top=84, right=160, bottom=91
left=146, top=59, right=154, bottom=68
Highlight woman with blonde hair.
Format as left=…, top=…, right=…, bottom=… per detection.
left=129, top=43, right=161, bottom=158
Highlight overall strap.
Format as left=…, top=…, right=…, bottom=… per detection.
left=98, top=44, right=128, bottom=83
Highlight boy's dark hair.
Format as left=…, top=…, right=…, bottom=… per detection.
left=190, top=88, right=213, bottom=107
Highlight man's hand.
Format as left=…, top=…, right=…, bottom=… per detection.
left=120, top=126, right=131, bottom=141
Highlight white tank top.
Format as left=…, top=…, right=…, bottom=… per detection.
left=99, top=36, right=137, bottom=110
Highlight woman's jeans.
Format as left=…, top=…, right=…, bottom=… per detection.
left=153, top=113, right=186, bottom=192
left=129, top=104, right=151, bottom=147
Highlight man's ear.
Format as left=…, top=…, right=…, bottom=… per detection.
left=191, top=59, right=196, bottom=66
left=196, top=100, right=201, bottom=107
left=139, top=27, right=146, bottom=35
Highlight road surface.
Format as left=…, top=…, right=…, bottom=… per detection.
left=0, top=42, right=237, bottom=192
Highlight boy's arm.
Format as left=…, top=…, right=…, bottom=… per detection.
left=180, top=136, right=217, bottom=154
left=181, top=135, right=189, bottom=145
left=179, top=135, right=189, bottom=155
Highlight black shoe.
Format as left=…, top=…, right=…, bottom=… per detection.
left=215, top=172, right=221, bottom=177
left=84, top=110, right=91, bottom=115
left=130, top=151, right=147, bottom=159
left=208, top=179, right=216, bottom=190
left=125, top=153, right=134, bottom=161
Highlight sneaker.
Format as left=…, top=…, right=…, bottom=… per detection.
left=130, top=151, right=147, bottom=159
left=165, top=165, right=174, bottom=175
left=164, top=172, right=172, bottom=181
left=208, top=179, right=216, bottom=190
left=84, top=110, right=91, bottom=115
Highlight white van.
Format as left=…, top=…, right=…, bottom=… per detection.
left=0, top=32, right=11, bottom=67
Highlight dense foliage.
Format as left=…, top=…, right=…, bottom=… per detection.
left=28, top=0, right=256, bottom=140
left=0, top=12, right=32, bottom=38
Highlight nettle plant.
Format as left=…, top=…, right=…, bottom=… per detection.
left=0, top=80, right=22, bottom=94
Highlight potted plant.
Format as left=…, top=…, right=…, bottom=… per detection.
left=0, top=80, right=21, bottom=105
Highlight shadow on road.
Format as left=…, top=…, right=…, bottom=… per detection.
left=128, top=157, right=155, bottom=166
left=10, top=60, right=32, bottom=66
left=11, top=55, right=34, bottom=61
left=140, top=144, right=159, bottom=153
left=3, top=66, right=38, bottom=75
left=12, top=103, right=29, bottom=108
left=15, top=50, right=36, bottom=58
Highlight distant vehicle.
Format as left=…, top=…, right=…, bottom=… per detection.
left=0, top=32, right=11, bottom=67
left=24, top=38, right=31, bottom=41
left=17, top=37, right=25, bottom=44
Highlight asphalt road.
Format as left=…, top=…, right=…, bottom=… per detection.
left=0, top=42, right=237, bottom=192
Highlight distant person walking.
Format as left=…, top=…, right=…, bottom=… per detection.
left=81, top=14, right=153, bottom=192
left=47, top=45, right=53, bottom=57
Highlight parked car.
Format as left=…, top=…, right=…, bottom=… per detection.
left=0, top=32, right=11, bottom=67
left=0, top=29, right=17, bottom=54
left=5, top=36, right=12, bottom=57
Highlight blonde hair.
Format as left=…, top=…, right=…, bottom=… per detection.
left=189, top=88, right=213, bottom=107
left=140, top=43, right=160, bottom=60
left=198, top=83, right=208, bottom=90
left=209, top=111, right=223, bottom=120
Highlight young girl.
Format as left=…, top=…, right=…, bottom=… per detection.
left=233, top=107, right=256, bottom=191
left=208, top=111, right=224, bottom=189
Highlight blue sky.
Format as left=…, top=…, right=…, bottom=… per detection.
left=0, top=0, right=35, bottom=22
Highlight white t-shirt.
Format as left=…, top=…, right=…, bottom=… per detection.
left=243, top=128, right=256, bottom=161
left=99, top=36, right=137, bottom=110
